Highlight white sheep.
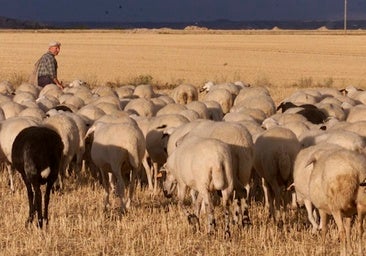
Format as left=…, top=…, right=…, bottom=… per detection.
left=253, top=126, right=300, bottom=224
left=308, top=148, right=366, bottom=255
left=0, top=101, right=25, bottom=119
left=114, top=85, right=135, bottom=99
left=202, top=100, right=224, bottom=121
left=92, top=86, right=118, bottom=98
left=133, top=84, right=156, bottom=99
left=293, top=143, right=343, bottom=233
left=171, top=83, right=198, bottom=104
left=233, top=88, right=276, bottom=118
left=346, top=104, right=366, bottom=123
left=185, top=101, right=210, bottom=119
left=15, top=82, right=41, bottom=98
left=166, top=119, right=254, bottom=226
left=43, top=112, right=80, bottom=189
left=124, top=98, right=157, bottom=118
left=162, top=135, right=234, bottom=235
left=145, top=114, right=190, bottom=191
left=0, top=116, right=41, bottom=192
left=86, top=121, right=146, bottom=213
left=203, top=88, right=233, bottom=114
left=156, top=103, right=187, bottom=116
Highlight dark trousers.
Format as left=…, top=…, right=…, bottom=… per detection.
left=38, top=76, right=53, bottom=87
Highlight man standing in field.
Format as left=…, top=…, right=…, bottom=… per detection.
left=29, top=41, right=64, bottom=89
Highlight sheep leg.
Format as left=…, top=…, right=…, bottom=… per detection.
left=319, top=210, right=329, bottom=242
left=304, top=199, right=319, bottom=233
left=33, top=184, right=43, bottom=228
left=344, top=217, right=352, bottom=255
left=177, top=184, right=199, bottom=232
left=261, top=178, right=270, bottom=209
left=100, top=171, right=110, bottom=211
left=202, top=192, right=215, bottom=235
left=142, top=156, right=153, bottom=190
left=112, top=165, right=126, bottom=214
left=152, top=162, right=159, bottom=194
left=221, top=189, right=231, bottom=238
left=332, top=211, right=346, bottom=256
left=6, top=164, right=15, bottom=193
left=241, top=197, right=251, bottom=226
left=127, top=167, right=139, bottom=208
left=357, top=209, right=365, bottom=256
left=20, top=172, right=35, bottom=227
left=43, top=181, right=54, bottom=226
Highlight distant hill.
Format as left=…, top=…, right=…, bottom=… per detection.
left=0, top=16, right=48, bottom=29
left=1, top=16, right=366, bottom=30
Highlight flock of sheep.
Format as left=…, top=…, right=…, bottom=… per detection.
left=1, top=79, right=366, bottom=255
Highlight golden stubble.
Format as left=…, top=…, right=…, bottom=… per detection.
left=1, top=30, right=366, bottom=95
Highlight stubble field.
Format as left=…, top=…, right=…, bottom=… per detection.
left=1, top=29, right=366, bottom=255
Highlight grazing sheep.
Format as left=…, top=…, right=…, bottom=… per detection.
left=86, top=121, right=146, bottom=213
left=253, top=126, right=300, bottom=224
left=166, top=119, right=254, bottom=226
left=0, top=80, right=15, bottom=95
left=145, top=114, right=190, bottom=191
left=36, top=95, right=60, bottom=112
left=171, top=83, right=198, bottom=104
left=300, top=129, right=366, bottom=152
left=233, top=89, right=276, bottom=118
left=0, top=116, right=41, bottom=192
left=12, top=126, right=64, bottom=228
left=114, top=85, right=135, bottom=99
left=43, top=112, right=80, bottom=189
left=308, top=148, right=366, bottom=255
left=38, top=84, right=63, bottom=99
left=133, top=84, right=156, bottom=99
left=163, top=135, right=234, bottom=235
left=293, top=143, right=343, bottom=233
left=124, top=98, right=157, bottom=118
left=185, top=101, right=209, bottom=119
left=15, top=82, right=41, bottom=97
left=277, top=102, right=328, bottom=125
left=0, top=101, right=25, bottom=119
left=346, top=104, right=366, bottom=123
left=202, top=100, right=224, bottom=121
left=203, top=88, right=233, bottom=114
left=18, top=107, right=46, bottom=121
left=156, top=103, right=187, bottom=116
left=92, top=86, right=118, bottom=97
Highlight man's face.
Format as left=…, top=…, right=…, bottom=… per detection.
left=49, top=46, right=60, bottom=56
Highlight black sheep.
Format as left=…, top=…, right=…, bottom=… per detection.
left=277, top=101, right=327, bottom=124
left=11, top=126, right=64, bottom=228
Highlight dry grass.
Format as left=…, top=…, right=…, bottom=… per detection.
left=1, top=29, right=366, bottom=104
left=0, top=171, right=345, bottom=256
left=1, top=29, right=366, bottom=255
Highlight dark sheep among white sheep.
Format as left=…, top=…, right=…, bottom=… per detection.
left=11, top=126, right=64, bottom=228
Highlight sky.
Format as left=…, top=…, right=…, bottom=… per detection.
left=1, top=0, right=366, bottom=23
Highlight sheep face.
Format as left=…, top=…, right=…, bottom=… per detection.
left=162, top=168, right=176, bottom=198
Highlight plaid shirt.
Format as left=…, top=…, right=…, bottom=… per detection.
left=37, top=52, right=58, bottom=79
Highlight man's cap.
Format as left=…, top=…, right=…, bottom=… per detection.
left=49, top=41, right=61, bottom=47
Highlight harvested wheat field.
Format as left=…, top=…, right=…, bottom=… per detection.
left=0, top=29, right=366, bottom=256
